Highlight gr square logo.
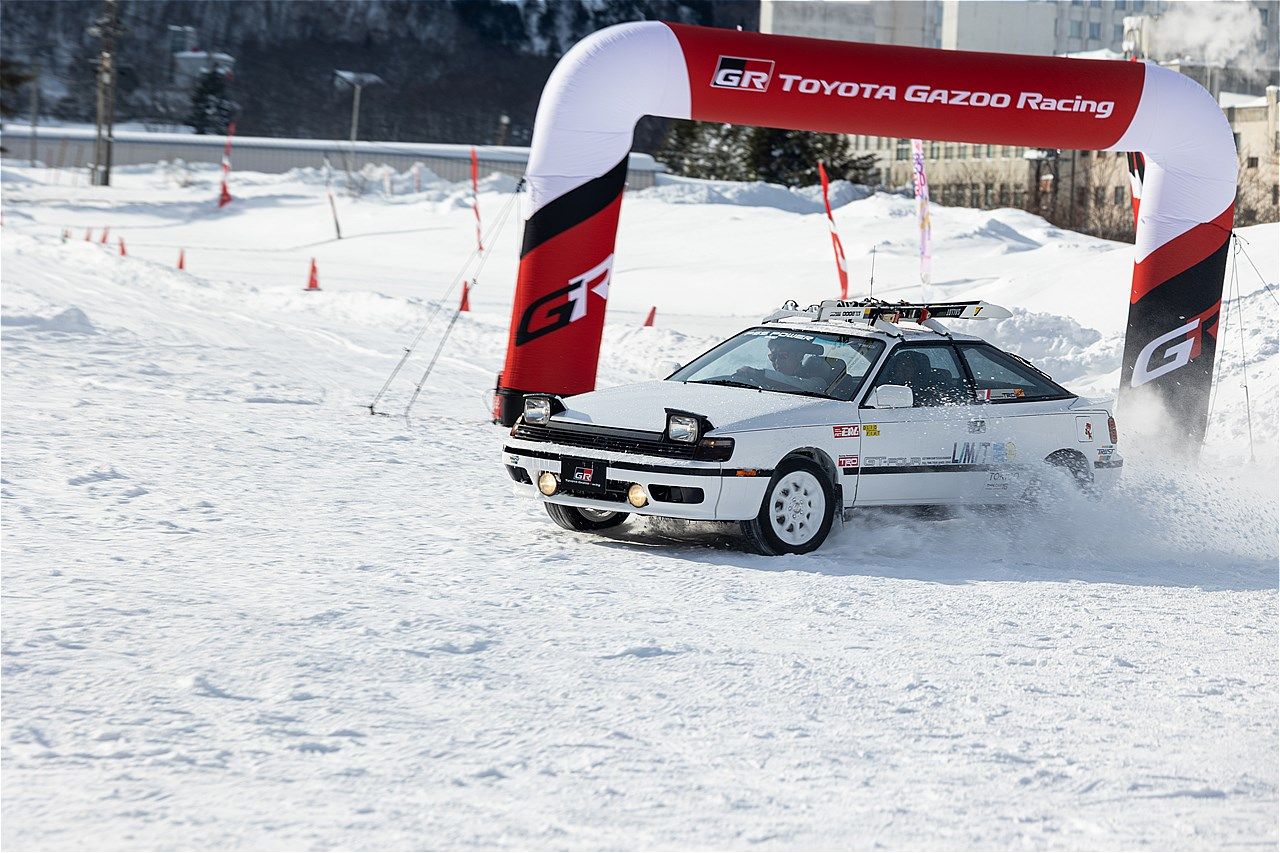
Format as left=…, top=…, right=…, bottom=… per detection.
left=711, top=56, right=775, bottom=92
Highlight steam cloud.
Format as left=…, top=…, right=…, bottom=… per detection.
left=1149, top=1, right=1267, bottom=70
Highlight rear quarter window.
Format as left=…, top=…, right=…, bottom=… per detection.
left=958, top=344, right=1071, bottom=401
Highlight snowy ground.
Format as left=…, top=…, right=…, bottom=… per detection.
left=2, top=161, right=1277, bottom=850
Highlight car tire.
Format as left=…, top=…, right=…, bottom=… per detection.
left=544, top=503, right=629, bottom=532
left=1021, top=450, right=1095, bottom=506
left=741, top=457, right=836, bottom=555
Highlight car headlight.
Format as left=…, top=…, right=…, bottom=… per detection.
left=524, top=396, right=552, bottom=425
left=666, top=413, right=699, bottom=443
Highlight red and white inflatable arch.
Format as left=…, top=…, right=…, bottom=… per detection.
left=496, top=22, right=1236, bottom=448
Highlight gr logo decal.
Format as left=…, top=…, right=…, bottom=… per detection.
left=572, top=466, right=594, bottom=483
left=1132, top=307, right=1218, bottom=386
left=515, top=254, right=614, bottom=346
left=711, top=56, right=774, bottom=92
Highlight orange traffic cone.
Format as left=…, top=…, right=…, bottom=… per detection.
left=643, top=306, right=656, bottom=327
left=99, top=226, right=110, bottom=244
left=118, top=237, right=127, bottom=257
left=459, top=280, right=471, bottom=312
left=305, top=258, right=320, bottom=291
left=177, top=249, right=185, bottom=270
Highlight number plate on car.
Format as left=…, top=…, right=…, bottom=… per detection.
left=562, top=458, right=607, bottom=490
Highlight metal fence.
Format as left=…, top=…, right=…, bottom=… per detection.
left=0, top=125, right=664, bottom=188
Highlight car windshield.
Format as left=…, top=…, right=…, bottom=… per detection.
left=669, top=328, right=885, bottom=401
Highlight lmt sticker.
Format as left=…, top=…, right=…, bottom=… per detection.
left=712, top=56, right=775, bottom=92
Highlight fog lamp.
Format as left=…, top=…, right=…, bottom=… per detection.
left=537, top=472, right=559, bottom=496
left=627, top=484, right=649, bottom=508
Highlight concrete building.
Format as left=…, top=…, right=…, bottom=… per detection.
left=760, top=0, right=1280, bottom=229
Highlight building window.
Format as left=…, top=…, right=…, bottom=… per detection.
left=1089, top=22, right=1101, bottom=40
left=970, top=183, right=980, bottom=205
left=1070, top=20, right=1083, bottom=38
left=1272, top=184, right=1278, bottom=206
left=1093, top=186, right=1105, bottom=206
left=896, top=138, right=910, bottom=161
left=1115, top=0, right=1125, bottom=9
left=1089, top=0, right=1100, bottom=6
left=984, top=183, right=995, bottom=207
left=999, top=184, right=1010, bottom=206
left=1132, top=0, right=1143, bottom=9
left=1114, top=186, right=1126, bottom=205
left=929, top=140, right=940, bottom=159
left=1014, top=189, right=1026, bottom=208
left=1260, top=8, right=1269, bottom=25
left=985, top=144, right=996, bottom=158
left=944, top=142, right=955, bottom=159
left=1081, top=150, right=1092, bottom=159
left=1246, top=156, right=1259, bottom=168
left=1113, top=24, right=1124, bottom=42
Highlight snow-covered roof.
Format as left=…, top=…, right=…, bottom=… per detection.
left=1219, top=91, right=1268, bottom=109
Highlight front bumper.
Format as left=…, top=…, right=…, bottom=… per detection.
left=503, top=439, right=770, bottom=521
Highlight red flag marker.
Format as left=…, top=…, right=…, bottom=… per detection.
left=84, top=228, right=92, bottom=241
left=643, top=306, right=656, bottom=327
left=817, top=161, right=849, bottom=300
left=305, top=258, right=320, bottom=291
left=217, top=122, right=236, bottom=208
left=100, top=226, right=110, bottom=244
left=177, top=249, right=186, bottom=270
left=118, top=237, right=126, bottom=256
left=459, top=280, right=471, bottom=312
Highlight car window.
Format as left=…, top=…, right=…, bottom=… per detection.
left=958, top=344, right=1069, bottom=401
left=870, top=345, right=970, bottom=407
left=670, top=328, right=885, bottom=401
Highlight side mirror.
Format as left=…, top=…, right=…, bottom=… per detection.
left=657, top=359, right=682, bottom=378
left=867, top=384, right=914, bottom=409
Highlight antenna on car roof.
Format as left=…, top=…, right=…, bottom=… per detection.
left=868, top=246, right=876, bottom=299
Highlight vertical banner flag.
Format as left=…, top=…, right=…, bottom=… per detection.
left=816, top=161, right=849, bottom=300
left=218, top=122, right=236, bottom=208
left=910, top=139, right=932, bottom=296
left=470, top=146, right=483, bottom=254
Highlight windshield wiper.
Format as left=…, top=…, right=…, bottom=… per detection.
left=691, top=379, right=762, bottom=391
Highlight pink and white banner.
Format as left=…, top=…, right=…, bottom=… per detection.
left=910, top=138, right=932, bottom=296
left=471, top=146, right=483, bottom=254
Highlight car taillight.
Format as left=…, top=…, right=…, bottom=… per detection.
left=1108, top=416, right=1118, bottom=444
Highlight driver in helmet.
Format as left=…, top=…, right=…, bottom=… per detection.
left=737, top=336, right=829, bottom=393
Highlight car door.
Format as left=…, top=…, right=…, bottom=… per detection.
left=855, top=342, right=989, bottom=505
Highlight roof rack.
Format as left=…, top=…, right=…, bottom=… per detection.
left=763, top=298, right=1011, bottom=337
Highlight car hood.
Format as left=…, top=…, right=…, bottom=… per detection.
left=556, top=380, right=843, bottom=434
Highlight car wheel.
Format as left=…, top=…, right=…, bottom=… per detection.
left=741, top=457, right=835, bottom=555
left=1021, top=450, right=1095, bottom=506
left=544, top=502, right=629, bottom=532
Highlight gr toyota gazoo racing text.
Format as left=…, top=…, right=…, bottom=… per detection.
left=503, top=299, right=1122, bottom=555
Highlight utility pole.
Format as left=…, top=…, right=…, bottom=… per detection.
left=28, top=62, right=39, bottom=167
left=89, top=0, right=124, bottom=186
left=334, top=70, right=384, bottom=144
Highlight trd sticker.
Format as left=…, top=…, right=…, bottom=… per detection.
left=863, top=423, right=880, bottom=437
left=832, top=424, right=861, bottom=438
left=837, top=455, right=860, bottom=468
left=711, top=56, right=775, bottom=92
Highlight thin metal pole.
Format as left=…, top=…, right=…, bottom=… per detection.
left=349, top=84, right=362, bottom=143
left=28, top=63, right=39, bottom=167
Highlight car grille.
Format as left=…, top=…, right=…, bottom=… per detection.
left=512, top=422, right=699, bottom=460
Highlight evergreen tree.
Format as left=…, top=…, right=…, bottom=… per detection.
left=749, top=128, right=877, bottom=186
left=0, top=59, right=35, bottom=119
left=660, top=121, right=877, bottom=187
left=186, top=69, right=235, bottom=136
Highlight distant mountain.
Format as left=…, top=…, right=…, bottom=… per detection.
left=0, top=0, right=758, bottom=149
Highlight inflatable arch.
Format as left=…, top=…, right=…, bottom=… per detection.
left=495, top=22, right=1236, bottom=449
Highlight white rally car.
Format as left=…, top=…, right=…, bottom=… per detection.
left=503, top=299, right=1122, bottom=555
